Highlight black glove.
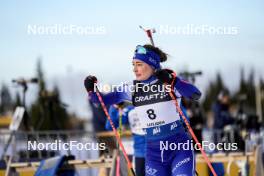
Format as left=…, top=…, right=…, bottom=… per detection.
left=84, top=75, right=97, bottom=92
left=154, top=69, right=176, bottom=84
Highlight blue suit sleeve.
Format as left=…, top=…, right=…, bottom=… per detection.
left=105, top=106, right=119, bottom=130
left=174, top=77, right=202, bottom=100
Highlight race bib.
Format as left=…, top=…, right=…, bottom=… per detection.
left=135, top=100, right=181, bottom=128
left=132, top=79, right=182, bottom=128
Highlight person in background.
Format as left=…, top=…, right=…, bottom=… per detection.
left=105, top=102, right=146, bottom=176
left=88, top=98, right=116, bottom=156
left=213, top=89, right=234, bottom=130
left=211, top=89, right=234, bottom=176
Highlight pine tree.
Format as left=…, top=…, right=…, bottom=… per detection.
left=30, top=58, right=70, bottom=130
left=260, top=79, right=264, bottom=124
left=202, top=72, right=226, bottom=111
left=234, top=67, right=256, bottom=114
left=14, top=92, right=22, bottom=107
left=0, top=84, right=13, bottom=114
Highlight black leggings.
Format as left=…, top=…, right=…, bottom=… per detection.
left=135, top=157, right=145, bottom=176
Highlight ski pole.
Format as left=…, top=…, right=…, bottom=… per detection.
left=116, top=106, right=123, bottom=176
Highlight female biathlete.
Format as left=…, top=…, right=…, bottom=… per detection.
left=84, top=44, right=201, bottom=176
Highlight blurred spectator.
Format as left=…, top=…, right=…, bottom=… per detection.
left=89, top=98, right=108, bottom=133
left=182, top=98, right=204, bottom=143
left=212, top=89, right=234, bottom=129
left=88, top=98, right=116, bottom=156
left=210, top=90, right=234, bottom=176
